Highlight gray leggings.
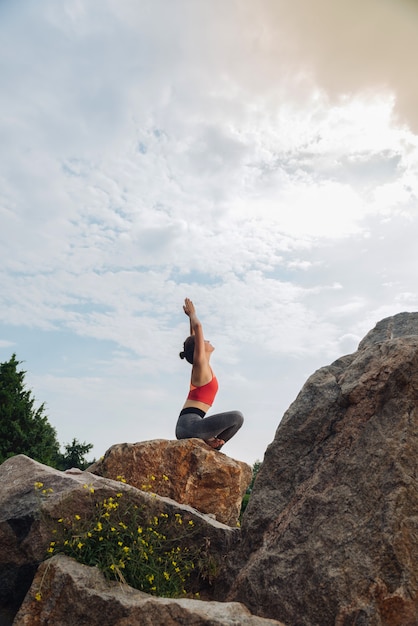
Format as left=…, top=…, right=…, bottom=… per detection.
left=176, top=409, right=244, bottom=445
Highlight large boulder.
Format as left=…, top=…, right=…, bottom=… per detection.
left=89, top=438, right=252, bottom=526
left=222, top=312, right=418, bottom=626
left=0, top=454, right=236, bottom=624
left=14, top=554, right=286, bottom=626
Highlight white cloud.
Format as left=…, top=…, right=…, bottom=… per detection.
left=0, top=340, right=15, bottom=349
left=1, top=0, right=418, bottom=465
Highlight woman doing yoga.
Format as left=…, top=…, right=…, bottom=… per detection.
left=175, top=298, right=244, bottom=450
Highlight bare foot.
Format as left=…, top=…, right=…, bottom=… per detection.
left=205, top=437, right=225, bottom=450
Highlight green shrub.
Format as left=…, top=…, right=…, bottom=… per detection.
left=37, top=481, right=214, bottom=598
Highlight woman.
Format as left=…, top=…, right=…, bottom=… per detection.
left=175, top=298, right=244, bottom=450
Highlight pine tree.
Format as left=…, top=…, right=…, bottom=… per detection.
left=56, top=438, right=94, bottom=470
left=0, top=354, right=60, bottom=466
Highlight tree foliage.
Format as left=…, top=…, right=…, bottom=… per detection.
left=56, top=438, right=94, bottom=471
left=240, top=459, right=262, bottom=518
left=0, top=354, right=94, bottom=469
left=0, top=354, right=60, bottom=466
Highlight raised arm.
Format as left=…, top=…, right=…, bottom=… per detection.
left=183, top=298, right=207, bottom=366
left=185, top=301, right=195, bottom=336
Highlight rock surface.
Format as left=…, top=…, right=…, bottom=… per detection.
left=14, top=554, right=286, bottom=626
left=222, top=312, right=418, bottom=626
left=89, top=438, right=252, bottom=526
left=0, top=454, right=236, bottom=624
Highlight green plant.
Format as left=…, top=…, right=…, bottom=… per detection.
left=0, top=354, right=60, bottom=465
left=240, top=460, right=262, bottom=520
left=45, top=483, right=212, bottom=598
left=0, top=354, right=94, bottom=469
left=55, top=438, right=94, bottom=471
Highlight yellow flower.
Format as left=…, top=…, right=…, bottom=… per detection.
left=35, top=592, right=42, bottom=602
left=77, top=542, right=83, bottom=550
left=163, top=571, right=170, bottom=580
left=162, top=474, right=169, bottom=481
left=34, top=482, right=44, bottom=490
left=74, top=515, right=81, bottom=521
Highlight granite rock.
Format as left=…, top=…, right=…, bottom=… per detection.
left=14, top=554, right=286, bottom=626
left=0, top=455, right=235, bottom=624
left=89, top=438, right=252, bottom=526
left=223, top=313, right=418, bottom=626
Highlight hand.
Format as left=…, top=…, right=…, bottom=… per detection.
left=183, top=298, right=196, bottom=318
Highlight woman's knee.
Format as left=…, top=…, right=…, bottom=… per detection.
left=234, top=411, right=244, bottom=427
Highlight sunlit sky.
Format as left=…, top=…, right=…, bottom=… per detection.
left=1, top=0, right=418, bottom=465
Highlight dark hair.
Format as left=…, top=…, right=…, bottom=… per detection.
left=179, top=335, right=195, bottom=365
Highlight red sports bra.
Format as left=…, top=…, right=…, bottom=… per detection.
left=187, top=370, right=219, bottom=406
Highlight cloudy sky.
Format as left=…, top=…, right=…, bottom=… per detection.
left=1, top=0, right=418, bottom=466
